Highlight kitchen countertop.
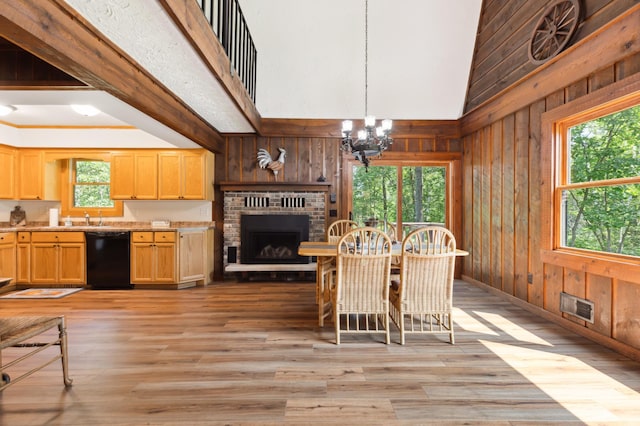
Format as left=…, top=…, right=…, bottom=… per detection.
left=0, top=221, right=215, bottom=232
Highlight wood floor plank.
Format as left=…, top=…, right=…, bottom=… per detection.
left=0, top=279, right=639, bottom=425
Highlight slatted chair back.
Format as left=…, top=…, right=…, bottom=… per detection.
left=326, top=219, right=358, bottom=243
left=390, top=226, right=457, bottom=344
left=332, top=227, right=392, bottom=344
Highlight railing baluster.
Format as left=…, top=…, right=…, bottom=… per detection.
left=196, top=0, right=256, bottom=102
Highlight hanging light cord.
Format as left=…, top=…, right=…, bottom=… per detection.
left=364, top=0, right=368, bottom=117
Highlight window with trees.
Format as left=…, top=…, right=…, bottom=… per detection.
left=61, top=158, right=123, bottom=217
left=351, top=164, right=447, bottom=237
left=557, top=103, right=640, bottom=257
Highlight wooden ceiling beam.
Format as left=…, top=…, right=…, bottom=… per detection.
left=258, top=118, right=461, bottom=139
left=0, top=0, right=224, bottom=153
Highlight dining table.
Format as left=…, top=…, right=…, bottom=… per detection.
left=298, top=241, right=469, bottom=303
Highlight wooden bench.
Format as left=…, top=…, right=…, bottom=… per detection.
left=0, top=316, right=72, bottom=391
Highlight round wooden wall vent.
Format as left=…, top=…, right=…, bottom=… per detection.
left=528, top=0, right=581, bottom=65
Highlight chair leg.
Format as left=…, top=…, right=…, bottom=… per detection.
left=448, top=314, right=455, bottom=345
left=58, top=318, right=73, bottom=387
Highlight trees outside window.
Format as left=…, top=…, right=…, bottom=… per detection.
left=73, top=160, right=114, bottom=208
left=352, top=165, right=446, bottom=237
left=560, top=104, right=640, bottom=257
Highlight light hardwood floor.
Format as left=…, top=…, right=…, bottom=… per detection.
left=1, top=279, right=639, bottom=425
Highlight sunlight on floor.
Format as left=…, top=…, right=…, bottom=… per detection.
left=474, top=310, right=553, bottom=346
left=482, top=340, right=640, bottom=423
left=452, top=307, right=499, bottom=336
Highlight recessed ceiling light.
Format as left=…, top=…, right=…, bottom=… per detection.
left=70, top=104, right=101, bottom=116
left=0, top=105, right=17, bottom=116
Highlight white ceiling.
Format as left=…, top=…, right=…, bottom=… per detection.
left=0, top=0, right=482, bottom=145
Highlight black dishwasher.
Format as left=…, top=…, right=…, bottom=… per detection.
left=86, top=231, right=133, bottom=289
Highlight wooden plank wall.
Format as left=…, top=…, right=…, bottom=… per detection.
left=461, top=1, right=640, bottom=354
left=213, top=131, right=463, bottom=279
left=465, top=0, right=639, bottom=112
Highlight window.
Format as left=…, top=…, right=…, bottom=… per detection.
left=351, top=163, right=448, bottom=237
left=61, top=158, right=123, bottom=217
left=556, top=103, right=640, bottom=257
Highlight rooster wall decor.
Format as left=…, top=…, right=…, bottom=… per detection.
left=257, top=147, right=286, bottom=180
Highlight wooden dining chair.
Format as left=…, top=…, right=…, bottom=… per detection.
left=317, top=219, right=359, bottom=326
left=389, top=226, right=457, bottom=345
left=332, top=227, right=392, bottom=344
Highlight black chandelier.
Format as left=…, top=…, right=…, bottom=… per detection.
left=340, top=0, right=392, bottom=170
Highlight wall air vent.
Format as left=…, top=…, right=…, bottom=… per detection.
left=281, top=197, right=305, bottom=208
left=245, top=196, right=269, bottom=208
left=559, top=292, right=594, bottom=323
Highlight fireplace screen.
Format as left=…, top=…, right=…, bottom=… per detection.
left=241, top=214, right=310, bottom=264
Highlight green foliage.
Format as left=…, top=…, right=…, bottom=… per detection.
left=73, top=160, right=114, bottom=208
left=351, top=165, right=446, bottom=227
left=564, top=105, right=640, bottom=256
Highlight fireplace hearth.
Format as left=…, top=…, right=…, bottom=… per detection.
left=241, top=214, right=310, bottom=264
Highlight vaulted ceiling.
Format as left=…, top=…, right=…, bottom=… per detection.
left=0, top=0, right=482, bottom=145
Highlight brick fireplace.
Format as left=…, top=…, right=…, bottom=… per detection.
left=221, top=182, right=330, bottom=271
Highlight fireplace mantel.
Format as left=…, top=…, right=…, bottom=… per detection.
left=220, top=182, right=331, bottom=192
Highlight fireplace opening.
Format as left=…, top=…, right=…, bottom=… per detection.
left=241, top=214, right=310, bottom=264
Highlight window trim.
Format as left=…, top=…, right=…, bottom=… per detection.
left=59, top=156, right=123, bottom=218
left=342, top=151, right=462, bottom=241
left=541, top=73, right=640, bottom=264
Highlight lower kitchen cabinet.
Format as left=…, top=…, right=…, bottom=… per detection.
left=131, top=229, right=207, bottom=288
left=30, top=232, right=85, bottom=285
left=131, top=231, right=176, bottom=286
left=0, top=232, right=16, bottom=284
left=16, top=232, right=30, bottom=283
left=178, top=229, right=206, bottom=283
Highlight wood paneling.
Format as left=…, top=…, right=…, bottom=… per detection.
left=461, top=4, right=640, bottom=354
left=465, top=0, right=639, bottom=113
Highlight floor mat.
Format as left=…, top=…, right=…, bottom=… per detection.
left=0, top=288, right=83, bottom=299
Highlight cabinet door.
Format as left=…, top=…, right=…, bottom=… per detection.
left=157, top=152, right=181, bottom=200
left=17, top=151, right=43, bottom=200
left=131, top=243, right=154, bottom=283
left=181, top=152, right=206, bottom=199
left=0, top=234, right=16, bottom=283
left=179, top=231, right=205, bottom=282
left=134, top=152, right=158, bottom=200
left=110, top=152, right=136, bottom=199
left=0, top=147, right=16, bottom=199
left=16, top=244, right=30, bottom=283
left=59, top=243, right=85, bottom=284
left=154, top=242, right=176, bottom=283
left=31, top=243, right=58, bottom=284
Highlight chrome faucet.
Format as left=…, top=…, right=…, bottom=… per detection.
left=84, top=211, right=90, bottom=226
left=98, top=210, right=103, bottom=227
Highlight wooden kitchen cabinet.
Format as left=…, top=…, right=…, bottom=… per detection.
left=0, top=145, right=16, bottom=199
left=17, top=150, right=61, bottom=200
left=178, top=229, right=206, bottom=283
left=0, top=232, right=16, bottom=284
left=158, top=150, right=214, bottom=200
left=16, top=232, right=30, bottom=283
left=130, top=231, right=176, bottom=285
left=30, top=232, right=85, bottom=285
left=111, top=151, right=158, bottom=200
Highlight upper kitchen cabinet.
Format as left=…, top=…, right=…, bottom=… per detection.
left=110, top=150, right=158, bottom=200
left=158, top=150, right=214, bottom=200
left=0, top=144, right=16, bottom=199
left=17, top=149, right=60, bottom=200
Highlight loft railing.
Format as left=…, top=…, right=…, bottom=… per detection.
left=196, top=0, right=257, bottom=103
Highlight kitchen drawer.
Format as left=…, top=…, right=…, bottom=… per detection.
left=154, top=232, right=175, bottom=243
left=17, top=232, right=30, bottom=243
left=131, top=232, right=154, bottom=243
left=0, top=232, right=15, bottom=244
left=31, top=232, right=85, bottom=243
